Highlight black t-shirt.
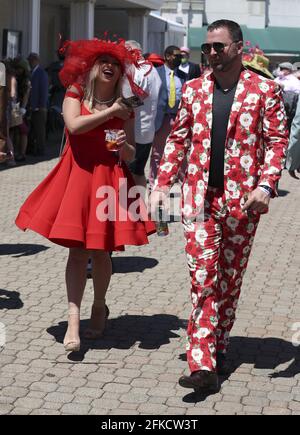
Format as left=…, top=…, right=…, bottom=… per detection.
left=208, top=81, right=237, bottom=189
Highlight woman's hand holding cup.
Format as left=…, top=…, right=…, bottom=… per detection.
left=105, top=129, right=127, bottom=151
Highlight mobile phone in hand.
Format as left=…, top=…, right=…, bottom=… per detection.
left=121, top=96, right=144, bottom=108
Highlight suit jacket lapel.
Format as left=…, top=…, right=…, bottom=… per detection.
left=226, top=69, right=252, bottom=134
left=201, top=72, right=214, bottom=132
left=158, top=66, right=167, bottom=89
left=175, top=67, right=187, bottom=83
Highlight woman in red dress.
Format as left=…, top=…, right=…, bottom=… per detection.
left=15, top=39, right=155, bottom=352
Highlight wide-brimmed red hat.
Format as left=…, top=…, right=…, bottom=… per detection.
left=59, top=38, right=141, bottom=88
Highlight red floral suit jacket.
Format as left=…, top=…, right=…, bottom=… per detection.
left=156, top=69, right=289, bottom=218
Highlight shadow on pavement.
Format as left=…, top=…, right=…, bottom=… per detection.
left=0, top=289, right=23, bottom=310
left=181, top=336, right=300, bottom=403
left=0, top=243, right=49, bottom=257
left=112, top=256, right=158, bottom=273
left=47, top=314, right=187, bottom=362
left=277, top=189, right=290, bottom=197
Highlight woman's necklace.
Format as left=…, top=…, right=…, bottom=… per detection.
left=93, top=95, right=115, bottom=105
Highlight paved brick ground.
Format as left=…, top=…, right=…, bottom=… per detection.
left=1, top=146, right=300, bottom=415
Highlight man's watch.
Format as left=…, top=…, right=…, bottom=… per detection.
left=259, top=185, right=273, bottom=195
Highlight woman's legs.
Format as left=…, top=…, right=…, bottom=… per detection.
left=64, top=247, right=89, bottom=347
left=91, top=250, right=112, bottom=300
left=84, top=250, right=112, bottom=337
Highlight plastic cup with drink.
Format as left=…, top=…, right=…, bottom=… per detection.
left=104, top=129, right=123, bottom=165
left=104, top=129, right=120, bottom=151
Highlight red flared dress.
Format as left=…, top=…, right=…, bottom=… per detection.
left=15, top=91, right=155, bottom=251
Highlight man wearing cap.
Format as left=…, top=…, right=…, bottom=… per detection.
left=27, top=52, right=49, bottom=155
left=275, top=62, right=300, bottom=94
left=179, top=47, right=201, bottom=81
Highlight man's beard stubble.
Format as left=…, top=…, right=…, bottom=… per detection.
left=211, top=55, right=238, bottom=73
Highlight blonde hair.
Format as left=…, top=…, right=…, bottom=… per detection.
left=84, top=58, right=121, bottom=110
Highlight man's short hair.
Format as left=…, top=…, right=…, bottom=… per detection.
left=207, top=19, right=243, bottom=42
left=164, top=45, right=181, bottom=57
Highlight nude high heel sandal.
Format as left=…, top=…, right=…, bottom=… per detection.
left=83, top=299, right=110, bottom=340
left=63, top=310, right=81, bottom=352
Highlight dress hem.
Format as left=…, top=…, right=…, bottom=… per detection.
left=16, top=209, right=156, bottom=251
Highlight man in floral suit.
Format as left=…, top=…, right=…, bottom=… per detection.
left=150, top=20, right=288, bottom=392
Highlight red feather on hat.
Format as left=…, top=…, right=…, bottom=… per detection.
left=59, top=38, right=141, bottom=88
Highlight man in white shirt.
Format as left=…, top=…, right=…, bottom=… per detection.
left=126, top=40, right=162, bottom=189
left=275, top=62, right=300, bottom=94
left=149, top=46, right=187, bottom=190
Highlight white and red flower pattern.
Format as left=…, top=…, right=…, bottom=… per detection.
left=155, top=69, right=288, bottom=373
left=155, top=69, right=288, bottom=201
left=185, top=188, right=260, bottom=372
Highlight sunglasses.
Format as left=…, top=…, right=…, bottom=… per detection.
left=172, top=53, right=182, bottom=58
left=201, top=41, right=239, bottom=55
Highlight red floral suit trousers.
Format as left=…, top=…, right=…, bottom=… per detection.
left=184, top=187, right=260, bottom=373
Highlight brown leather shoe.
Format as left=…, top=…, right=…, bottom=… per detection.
left=179, top=370, right=219, bottom=392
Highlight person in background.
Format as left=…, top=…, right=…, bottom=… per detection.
left=125, top=40, right=162, bottom=190
left=179, top=46, right=201, bottom=81
left=150, top=19, right=288, bottom=393
left=27, top=52, right=48, bottom=156
left=274, top=62, right=300, bottom=94
left=47, top=49, right=65, bottom=109
left=0, top=61, right=7, bottom=156
left=46, top=49, right=66, bottom=132
left=286, top=97, right=300, bottom=179
left=3, top=59, right=17, bottom=166
left=273, top=62, right=299, bottom=131
left=148, top=45, right=186, bottom=191
left=12, top=58, right=31, bottom=162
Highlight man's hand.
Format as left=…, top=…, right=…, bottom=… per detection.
left=288, top=170, right=300, bottom=180
left=242, top=187, right=270, bottom=214
left=148, top=189, right=169, bottom=221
